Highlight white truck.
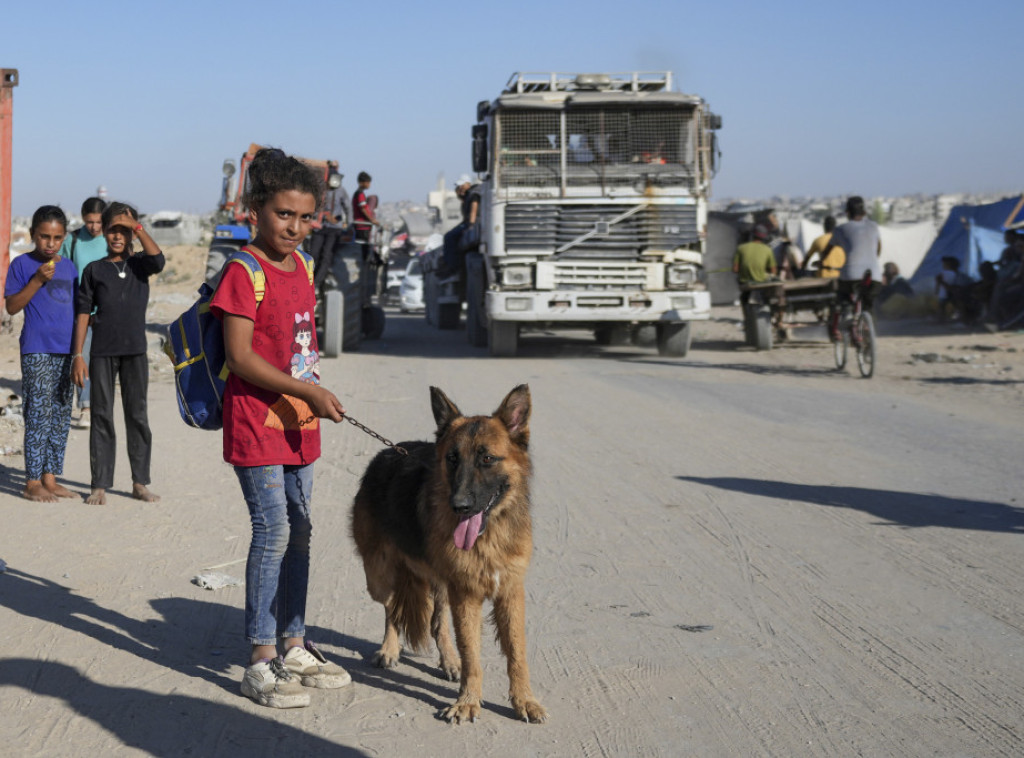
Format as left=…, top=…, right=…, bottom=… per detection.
left=425, top=71, right=721, bottom=357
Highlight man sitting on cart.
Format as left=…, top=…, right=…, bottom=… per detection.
left=733, top=224, right=777, bottom=304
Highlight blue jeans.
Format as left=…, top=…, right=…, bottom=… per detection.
left=235, top=463, right=313, bottom=646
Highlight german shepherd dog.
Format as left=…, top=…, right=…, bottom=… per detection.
left=350, top=385, right=547, bottom=724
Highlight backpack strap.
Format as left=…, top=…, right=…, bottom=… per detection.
left=230, top=248, right=266, bottom=305
left=296, top=249, right=315, bottom=287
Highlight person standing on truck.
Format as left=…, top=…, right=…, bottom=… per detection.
left=820, top=196, right=881, bottom=339
left=352, top=171, right=381, bottom=263
left=441, top=176, right=480, bottom=274
left=353, top=171, right=387, bottom=302
left=733, top=224, right=777, bottom=303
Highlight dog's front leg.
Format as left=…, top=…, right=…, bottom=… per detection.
left=431, top=582, right=461, bottom=681
left=441, top=586, right=484, bottom=723
left=494, top=578, right=548, bottom=723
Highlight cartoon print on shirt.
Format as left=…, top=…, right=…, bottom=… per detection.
left=289, top=311, right=319, bottom=383
left=265, top=310, right=320, bottom=432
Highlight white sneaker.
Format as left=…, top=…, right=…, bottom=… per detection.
left=240, top=657, right=310, bottom=708
left=283, top=642, right=352, bottom=689
left=77, top=412, right=90, bottom=429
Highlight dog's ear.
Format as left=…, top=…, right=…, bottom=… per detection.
left=495, top=384, right=530, bottom=448
left=430, top=386, right=462, bottom=434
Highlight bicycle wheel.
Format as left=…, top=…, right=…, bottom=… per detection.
left=855, top=311, right=876, bottom=378
left=832, top=322, right=847, bottom=370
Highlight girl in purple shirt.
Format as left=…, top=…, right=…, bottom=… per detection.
left=3, top=206, right=78, bottom=501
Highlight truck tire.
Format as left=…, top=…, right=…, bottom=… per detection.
left=595, top=324, right=630, bottom=346
left=655, top=322, right=692, bottom=357
left=632, top=324, right=657, bottom=347
left=438, top=302, right=461, bottom=330
left=424, top=273, right=438, bottom=326
left=205, top=244, right=240, bottom=284
left=753, top=306, right=773, bottom=351
left=488, top=320, right=518, bottom=357
left=321, top=289, right=344, bottom=357
left=465, top=253, right=488, bottom=347
left=362, top=305, right=386, bottom=340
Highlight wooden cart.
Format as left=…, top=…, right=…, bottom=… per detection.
left=739, top=277, right=837, bottom=351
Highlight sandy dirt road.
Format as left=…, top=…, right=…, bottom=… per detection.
left=1, top=248, right=1023, bottom=756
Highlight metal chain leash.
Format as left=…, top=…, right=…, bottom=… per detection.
left=343, top=415, right=408, bottom=455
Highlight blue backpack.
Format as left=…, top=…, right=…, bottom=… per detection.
left=165, top=248, right=315, bottom=430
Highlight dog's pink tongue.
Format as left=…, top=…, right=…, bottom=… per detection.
left=453, top=512, right=483, bottom=550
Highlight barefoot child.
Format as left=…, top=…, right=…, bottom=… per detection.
left=209, top=147, right=350, bottom=708
left=71, top=202, right=163, bottom=505
left=4, top=206, right=78, bottom=502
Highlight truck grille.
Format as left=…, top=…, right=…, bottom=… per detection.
left=505, top=203, right=698, bottom=256
left=550, top=263, right=649, bottom=288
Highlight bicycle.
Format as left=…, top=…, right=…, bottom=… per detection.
left=831, top=274, right=877, bottom=378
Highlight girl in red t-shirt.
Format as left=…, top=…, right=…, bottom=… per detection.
left=210, top=148, right=351, bottom=709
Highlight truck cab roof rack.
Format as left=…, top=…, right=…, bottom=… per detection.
left=504, top=72, right=673, bottom=95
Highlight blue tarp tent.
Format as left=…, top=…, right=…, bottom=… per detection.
left=908, top=197, right=1019, bottom=292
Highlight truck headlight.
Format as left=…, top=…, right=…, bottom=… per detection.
left=667, top=264, right=697, bottom=288
left=500, top=265, right=532, bottom=288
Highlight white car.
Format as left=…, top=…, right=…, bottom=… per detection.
left=384, top=267, right=405, bottom=306
left=399, top=257, right=424, bottom=312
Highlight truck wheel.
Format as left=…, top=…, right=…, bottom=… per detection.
left=655, top=322, right=692, bottom=357
left=595, top=325, right=630, bottom=346
left=466, top=253, right=488, bottom=347
left=438, top=302, right=460, bottom=330
left=424, top=273, right=438, bottom=327
left=205, top=244, right=239, bottom=284
left=362, top=305, right=386, bottom=340
left=633, top=324, right=657, bottom=347
left=753, top=306, right=773, bottom=351
left=321, top=289, right=344, bottom=357
left=488, top=320, right=518, bottom=357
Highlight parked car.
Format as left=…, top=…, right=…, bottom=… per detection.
left=399, top=257, right=424, bottom=312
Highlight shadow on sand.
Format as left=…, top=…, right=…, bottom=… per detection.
left=0, top=567, right=510, bottom=727
left=0, top=658, right=368, bottom=757
left=678, top=476, right=1024, bottom=534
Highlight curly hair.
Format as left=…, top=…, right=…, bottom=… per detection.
left=30, top=205, right=68, bottom=233
left=243, top=148, right=325, bottom=211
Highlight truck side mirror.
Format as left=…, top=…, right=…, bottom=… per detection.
left=472, top=124, right=488, bottom=174
left=477, top=101, right=490, bottom=123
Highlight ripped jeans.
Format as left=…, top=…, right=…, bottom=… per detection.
left=234, top=463, right=314, bottom=646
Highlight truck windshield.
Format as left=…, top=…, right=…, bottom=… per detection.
left=497, top=106, right=697, bottom=192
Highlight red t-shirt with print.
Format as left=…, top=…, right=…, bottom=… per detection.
left=209, top=252, right=321, bottom=467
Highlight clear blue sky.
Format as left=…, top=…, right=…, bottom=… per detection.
left=3, top=0, right=1020, bottom=216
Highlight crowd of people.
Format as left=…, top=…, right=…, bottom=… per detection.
left=4, top=148, right=355, bottom=709
left=731, top=196, right=1024, bottom=330
left=5, top=198, right=162, bottom=505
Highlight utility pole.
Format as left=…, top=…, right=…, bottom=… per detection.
left=0, top=68, right=18, bottom=316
